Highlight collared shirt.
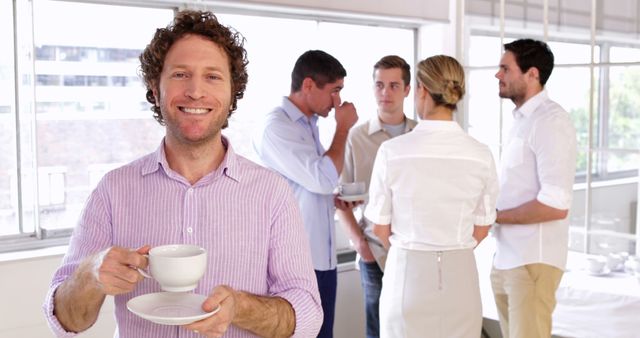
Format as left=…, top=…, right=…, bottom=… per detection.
left=43, top=138, right=322, bottom=338
left=253, top=97, right=339, bottom=271
left=364, top=120, right=498, bottom=251
left=340, top=116, right=417, bottom=268
left=493, top=89, right=577, bottom=270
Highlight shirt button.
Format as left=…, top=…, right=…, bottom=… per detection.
left=187, top=188, right=194, bottom=193
left=187, top=227, right=193, bottom=234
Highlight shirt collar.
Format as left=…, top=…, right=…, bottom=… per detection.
left=513, top=89, right=548, bottom=119
left=367, top=115, right=416, bottom=136
left=368, top=117, right=385, bottom=135
left=141, top=136, right=241, bottom=183
left=414, top=119, right=463, bottom=132
left=281, top=96, right=318, bottom=125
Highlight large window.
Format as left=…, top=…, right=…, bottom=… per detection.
left=0, top=0, right=17, bottom=236
left=217, top=13, right=415, bottom=163
left=465, top=0, right=640, bottom=255
left=1, top=1, right=173, bottom=251
left=1, top=1, right=417, bottom=252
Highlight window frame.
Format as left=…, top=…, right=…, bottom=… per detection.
left=464, top=13, right=640, bottom=255
left=0, top=0, right=424, bottom=254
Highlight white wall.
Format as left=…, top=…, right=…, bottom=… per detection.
left=0, top=253, right=115, bottom=337
left=0, top=254, right=364, bottom=338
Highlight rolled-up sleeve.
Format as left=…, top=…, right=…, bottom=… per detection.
left=530, top=112, right=577, bottom=210
left=364, top=145, right=392, bottom=225
left=43, top=281, right=77, bottom=338
left=268, top=181, right=322, bottom=337
left=473, top=149, right=499, bottom=225
left=43, top=187, right=112, bottom=337
left=255, top=112, right=338, bottom=195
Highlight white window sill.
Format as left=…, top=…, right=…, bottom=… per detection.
left=0, top=245, right=67, bottom=264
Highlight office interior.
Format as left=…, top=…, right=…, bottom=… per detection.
left=1, top=0, right=639, bottom=337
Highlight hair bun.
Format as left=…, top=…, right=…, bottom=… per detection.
left=442, top=80, right=463, bottom=105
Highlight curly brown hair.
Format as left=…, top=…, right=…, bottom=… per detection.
left=139, top=10, right=248, bottom=126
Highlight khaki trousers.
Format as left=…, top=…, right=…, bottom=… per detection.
left=490, top=263, right=564, bottom=338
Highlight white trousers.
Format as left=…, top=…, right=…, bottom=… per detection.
left=380, top=247, right=482, bottom=338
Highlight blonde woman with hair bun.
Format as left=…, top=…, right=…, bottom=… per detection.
left=364, top=55, right=499, bottom=338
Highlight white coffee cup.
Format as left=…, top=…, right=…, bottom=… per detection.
left=587, top=256, right=606, bottom=274
left=606, top=253, right=623, bottom=271
left=139, top=244, right=207, bottom=292
left=625, top=256, right=640, bottom=273
left=617, top=251, right=629, bottom=262
left=339, top=181, right=365, bottom=196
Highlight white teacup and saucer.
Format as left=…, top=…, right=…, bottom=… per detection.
left=586, top=256, right=610, bottom=276
left=126, top=244, right=220, bottom=325
left=337, top=181, right=367, bottom=202
left=606, top=253, right=624, bottom=272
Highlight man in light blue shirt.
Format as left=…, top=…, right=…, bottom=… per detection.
left=254, top=50, right=358, bottom=338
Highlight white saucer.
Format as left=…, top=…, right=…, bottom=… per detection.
left=127, top=292, right=220, bottom=325
left=338, top=193, right=368, bottom=202
left=587, top=267, right=611, bottom=276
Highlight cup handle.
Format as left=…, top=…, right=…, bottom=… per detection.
left=137, top=254, right=152, bottom=278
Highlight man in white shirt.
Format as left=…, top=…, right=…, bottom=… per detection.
left=491, top=39, right=577, bottom=338
left=336, top=55, right=416, bottom=338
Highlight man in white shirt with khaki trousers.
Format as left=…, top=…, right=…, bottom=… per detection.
left=491, top=39, right=577, bottom=338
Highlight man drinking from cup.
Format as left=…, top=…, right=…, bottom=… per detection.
left=43, top=10, right=322, bottom=338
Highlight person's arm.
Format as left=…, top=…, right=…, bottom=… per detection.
left=44, top=185, right=140, bottom=336
left=496, top=199, right=568, bottom=225
left=322, top=92, right=358, bottom=174
left=336, top=207, right=375, bottom=262
left=255, top=112, right=339, bottom=194
left=472, top=148, right=498, bottom=246
left=185, top=286, right=295, bottom=337
left=233, top=291, right=295, bottom=337
left=473, top=225, right=491, bottom=247
left=363, top=145, right=392, bottom=250
left=53, top=254, right=106, bottom=333
left=335, top=131, right=375, bottom=261
left=497, top=111, right=576, bottom=226
left=372, top=224, right=391, bottom=250
left=54, top=246, right=149, bottom=332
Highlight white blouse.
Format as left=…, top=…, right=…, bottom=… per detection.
left=364, top=120, right=499, bottom=251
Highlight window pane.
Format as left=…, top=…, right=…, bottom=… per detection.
left=610, top=46, right=640, bottom=63
left=548, top=41, right=599, bottom=65
left=0, top=0, right=17, bottom=236
left=604, top=150, right=639, bottom=174
left=467, top=69, right=501, bottom=147
left=606, top=65, right=640, bottom=176
left=467, top=68, right=515, bottom=163
left=468, top=35, right=502, bottom=67
left=218, top=14, right=415, bottom=163
left=216, top=13, right=318, bottom=163
left=608, top=66, right=640, bottom=150
left=546, top=66, right=599, bottom=175
left=32, top=0, right=173, bottom=232
left=315, top=21, right=415, bottom=148
left=571, top=151, right=638, bottom=255
left=588, top=150, right=637, bottom=255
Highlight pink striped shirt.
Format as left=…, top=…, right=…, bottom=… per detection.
left=43, top=138, right=322, bottom=338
